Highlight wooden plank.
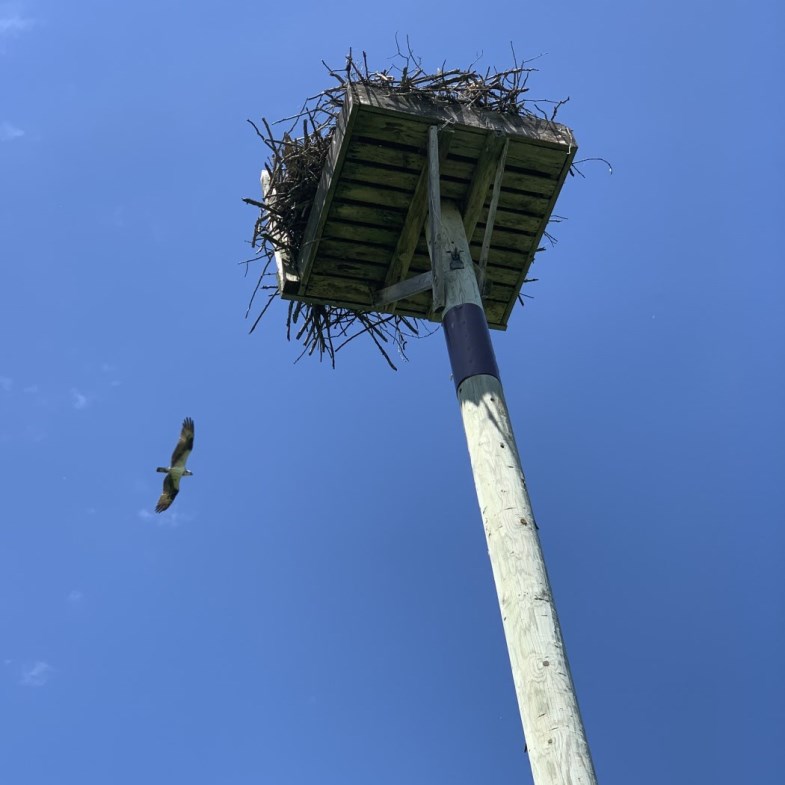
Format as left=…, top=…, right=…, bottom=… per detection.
left=477, top=205, right=542, bottom=234
left=505, top=136, right=572, bottom=173
left=478, top=138, right=509, bottom=292
left=495, top=189, right=552, bottom=215
left=351, top=85, right=576, bottom=150
left=260, top=170, right=300, bottom=295
left=340, top=160, right=421, bottom=191
left=485, top=300, right=507, bottom=329
left=329, top=201, right=407, bottom=229
left=295, top=91, right=360, bottom=287
left=345, top=139, right=424, bottom=172
left=334, top=177, right=416, bottom=209
left=383, top=129, right=453, bottom=308
left=374, top=271, right=433, bottom=308
left=279, top=286, right=430, bottom=319
left=322, top=219, right=401, bottom=248
left=485, top=265, right=525, bottom=289
left=474, top=226, right=535, bottom=254
left=337, top=159, right=556, bottom=211
left=499, top=167, right=558, bottom=196
left=303, top=274, right=374, bottom=307
left=500, top=136, right=578, bottom=325
left=428, top=127, right=445, bottom=313
left=339, top=157, right=556, bottom=199
left=352, top=113, right=566, bottom=180
left=462, top=132, right=508, bottom=241
left=335, top=169, right=468, bottom=204
left=318, top=238, right=392, bottom=264
left=295, top=275, right=432, bottom=317
left=279, top=274, right=506, bottom=329
left=314, top=256, right=387, bottom=280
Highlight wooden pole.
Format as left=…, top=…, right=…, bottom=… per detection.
left=427, top=201, right=598, bottom=785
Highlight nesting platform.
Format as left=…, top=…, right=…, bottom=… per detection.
left=273, top=84, right=577, bottom=329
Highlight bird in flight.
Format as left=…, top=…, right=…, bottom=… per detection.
left=155, top=417, right=195, bottom=512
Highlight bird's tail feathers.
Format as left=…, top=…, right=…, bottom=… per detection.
left=156, top=467, right=169, bottom=473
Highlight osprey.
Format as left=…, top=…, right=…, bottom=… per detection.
left=155, top=417, right=195, bottom=512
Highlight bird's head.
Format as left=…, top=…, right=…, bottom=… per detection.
left=184, top=470, right=194, bottom=477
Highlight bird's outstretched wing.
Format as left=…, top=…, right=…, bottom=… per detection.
left=170, top=417, right=195, bottom=468
left=155, top=473, right=180, bottom=513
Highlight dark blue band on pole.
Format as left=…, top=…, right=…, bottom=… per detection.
left=443, top=303, right=500, bottom=390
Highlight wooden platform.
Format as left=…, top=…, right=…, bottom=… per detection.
left=275, top=84, right=577, bottom=329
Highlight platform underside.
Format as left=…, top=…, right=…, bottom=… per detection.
left=275, top=85, right=577, bottom=329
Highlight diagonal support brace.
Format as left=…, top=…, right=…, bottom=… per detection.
left=427, top=126, right=445, bottom=313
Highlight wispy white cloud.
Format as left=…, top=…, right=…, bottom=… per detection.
left=138, top=507, right=193, bottom=527
left=0, top=121, right=24, bottom=141
left=20, top=660, right=53, bottom=687
left=67, top=589, right=83, bottom=603
left=165, top=510, right=193, bottom=526
left=0, top=375, right=11, bottom=392
left=0, top=16, right=33, bottom=36
left=100, top=363, right=121, bottom=386
left=0, top=1, right=35, bottom=35
left=70, top=387, right=89, bottom=410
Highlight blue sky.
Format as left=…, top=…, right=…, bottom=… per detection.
left=1, top=1, right=784, bottom=783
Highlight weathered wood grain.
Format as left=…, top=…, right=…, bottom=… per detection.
left=462, top=132, right=508, bottom=241
left=317, top=238, right=392, bottom=264
left=383, top=129, right=452, bottom=301
left=349, top=84, right=576, bottom=150
left=314, top=256, right=387, bottom=281
left=322, top=219, right=402, bottom=248
left=373, top=270, right=433, bottom=308
left=295, top=92, right=360, bottom=286
left=459, top=374, right=598, bottom=785
left=478, top=137, right=510, bottom=292
left=427, top=126, right=446, bottom=312
left=280, top=85, right=575, bottom=329
left=345, top=139, right=423, bottom=171
left=340, top=160, right=421, bottom=190
left=329, top=201, right=407, bottom=229
left=350, top=122, right=569, bottom=182
left=426, top=201, right=598, bottom=785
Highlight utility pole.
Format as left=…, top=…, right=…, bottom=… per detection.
left=257, top=81, right=598, bottom=784
left=427, top=130, right=597, bottom=784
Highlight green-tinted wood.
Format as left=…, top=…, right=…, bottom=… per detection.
left=384, top=129, right=453, bottom=300
left=276, top=83, right=575, bottom=329
left=295, top=94, right=360, bottom=286
left=462, top=132, right=508, bottom=240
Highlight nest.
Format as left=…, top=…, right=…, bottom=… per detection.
left=243, top=43, right=572, bottom=369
